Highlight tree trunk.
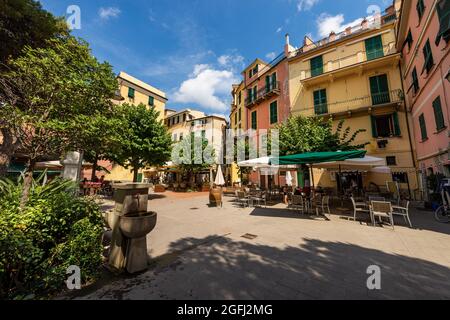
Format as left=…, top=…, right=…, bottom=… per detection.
left=133, top=165, right=139, bottom=183
left=90, top=153, right=99, bottom=181
left=20, top=159, right=36, bottom=209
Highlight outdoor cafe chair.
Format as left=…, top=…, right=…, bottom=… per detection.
left=250, top=191, right=267, bottom=208
left=321, top=195, right=331, bottom=215
left=370, top=201, right=395, bottom=229
left=237, top=191, right=249, bottom=208
left=291, top=195, right=306, bottom=214
left=351, top=197, right=370, bottom=221
left=392, top=201, right=412, bottom=228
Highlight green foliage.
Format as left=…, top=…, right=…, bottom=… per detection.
left=275, top=115, right=369, bottom=156
left=112, top=103, right=173, bottom=182
left=0, top=175, right=103, bottom=299
left=0, top=0, right=68, bottom=65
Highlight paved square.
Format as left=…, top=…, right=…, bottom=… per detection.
left=66, top=192, right=450, bottom=300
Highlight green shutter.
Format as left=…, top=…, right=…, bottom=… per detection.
left=365, top=35, right=384, bottom=61
left=435, top=0, right=450, bottom=44
left=271, top=73, right=277, bottom=90
left=370, top=115, right=378, bottom=137
left=417, top=0, right=425, bottom=19
left=419, top=114, right=428, bottom=140
left=433, top=96, right=445, bottom=130
left=253, top=86, right=257, bottom=101
left=412, top=68, right=419, bottom=93
left=422, top=40, right=434, bottom=73
left=311, top=55, right=323, bottom=77
left=393, top=112, right=401, bottom=136
left=148, top=96, right=154, bottom=106
left=370, top=74, right=390, bottom=105
left=270, top=101, right=278, bottom=124
left=247, top=89, right=252, bottom=102
left=128, top=87, right=135, bottom=98
left=238, top=108, right=241, bottom=121
left=313, top=89, right=327, bottom=115
left=251, top=111, right=257, bottom=129
left=265, top=76, right=270, bottom=92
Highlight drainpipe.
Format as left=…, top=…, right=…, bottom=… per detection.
left=398, top=61, right=419, bottom=200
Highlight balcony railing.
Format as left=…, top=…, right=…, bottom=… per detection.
left=245, top=81, right=281, bottom=107
left=293, top=13, right=397, bottom=57
left=298, top=43, right=396, bottom=81
left=296, top=89, right=403, bottom=116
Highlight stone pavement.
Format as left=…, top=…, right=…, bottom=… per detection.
left=62, top=191, right=450, bottom=300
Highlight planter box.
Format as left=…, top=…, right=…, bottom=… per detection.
left=154, top=185, right=166, bottom=193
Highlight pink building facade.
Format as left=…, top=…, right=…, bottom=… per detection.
left=241, top=54, right=292, bottom=187
left=397, top=0, right=450, bottom=183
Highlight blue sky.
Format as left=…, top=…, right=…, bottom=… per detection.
left=40, top=0, right=391, bottom=117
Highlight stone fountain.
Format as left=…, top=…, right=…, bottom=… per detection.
left=107, top=183, right=157, bottom=274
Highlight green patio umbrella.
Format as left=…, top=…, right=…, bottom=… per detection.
left=274, top=150, right=367, bottom=165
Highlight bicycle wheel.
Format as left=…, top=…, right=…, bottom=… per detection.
left=435, top=206, right=450, bottom=223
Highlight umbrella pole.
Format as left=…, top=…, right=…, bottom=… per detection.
left=310, top=164, right=315, bottom=189
left=339, top=164, right=344, bottom=207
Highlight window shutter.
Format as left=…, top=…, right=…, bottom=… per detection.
left=310, top=55, right=323, bottom=77
left=365, top=36, right=383, bottom=60
left=393, top=112, right=401, bottom=136
left=148, top=96, right=154, bottom=106
left=370, top=115, right=378, bottom=137
left=128, top=87, right=135, bottom=98
left=253, top=86, right=257, bottom=101
left=265, top=76, right=270, bottom=92
left=435, top=0, right=450, bottom=45
left=271, top=73, right=277, bottom=90
left=270, top=101, right=278, bottom=124
left=432, top=96, right=445, bottom=130
left=251, top=111, right=257, bottom=129
left=419, top=114, right=427, bottom=140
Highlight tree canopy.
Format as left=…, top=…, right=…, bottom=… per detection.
left=111, top=103, right=173, bottom=182
left=275, top=115, right=368, bottom=156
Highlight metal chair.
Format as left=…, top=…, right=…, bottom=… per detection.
left=392, top=201, right=412, bottom=228
left=250, top=191, right=267, bottom=208
left=236, top=191, right=249, bottom=208
left=351, top=197, right=370, bottom=221
left=291, top=195, right=306, bottom=214
left=370, top=201, right=395, bottom=229
left=321, top=195, right=331, bottom=215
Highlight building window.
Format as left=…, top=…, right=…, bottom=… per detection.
left=248, top=65, right=259, bottom=78
left=201, top=130, right=206, bottom=139
left=128, top=87, right=135, bottom=98
left=419, top=113, right=428, bottom=140
left=432, top=96, right=446, bottom=131
left=365, top=35, right=384, bottom=61
left=370, top=113, right=401, bottom=137
left=179, top=133, right=183, bottom=141
left=251, top=111, right=257, bottom=130
left=253, top=86, right=257, bottom=101
left=369, top=74, right=390, bottom=105
left=270, top=101, right=278, bottom=124
left=405, top=29, right=413, bottom=51
left=313, top=89, right=328, bottom=115
left=386, top=156, right=397, bottom=166
left=310, top=55, right=324, bottom=77
left=422, top=39, right=434, bottom=74
left=416, top=0, right=425, bottom=21
left=238, top=92, right=241, bottom=104
left=265, top=73, right=277, bottom=92
left=238, top=108, right=241, bottom=121
left=234, top=113, right=237, bottom=125
left=148, top=96, right=154, bottom=106
left=411, top=67, right=419, bottom=94
left=182, top=114, right=185, bottom=122
left=392, top=172, right=409, bottom=183
left=436, top=0, right=450, bottom=44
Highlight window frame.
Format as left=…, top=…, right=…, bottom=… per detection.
left=365, top=35, right=384, bottom=61
left=419, top=113, right=428, bottom=141
left=422, top=39, right=434, bottom=74
left=128, top=87, right=135, bottom=99
left=313, top=89, right=328, bottom=115
left=251, top=111, right=257, bottom=130
left=432, top=96, right=446, bottom=131
left=310, top=55, right=324, bottom=77
left=269, top=100, right=278, bottom=124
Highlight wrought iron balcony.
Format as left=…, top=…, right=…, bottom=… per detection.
left=245, top=81, right=281, bottom=107
left=296, top=89, right=404, bottom=116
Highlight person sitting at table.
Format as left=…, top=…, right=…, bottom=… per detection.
left=282, top=186, right=289, bottom=205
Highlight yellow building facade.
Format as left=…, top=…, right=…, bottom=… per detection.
left=106, top=71, right=168, bottom=182
left=229, top=81, right=247, bottom=184
left=288, top=8, right=418, bottom=195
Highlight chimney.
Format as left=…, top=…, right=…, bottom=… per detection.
left=285, top=33, right=290, bottom=46
left=361, top=18, right=368, bottom=29
left=345, top=26, right=352, bottom=35
left=284, top=33, right=295, bottom=56
left=329, top=31, right=336, bottom=42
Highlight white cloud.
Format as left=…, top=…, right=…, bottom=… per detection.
left=297, top=0, right=320, bottom=11
left=316, top=13, right=363, bottom=38
left=276, top=27, right=283, bottom=33
left=266, top=52, right=277, bottom=61
left=99, top=7, right=121, bottom=20
left=217, top=54, right=244, bottom=69
left=173, top=65, right=239, bottom=112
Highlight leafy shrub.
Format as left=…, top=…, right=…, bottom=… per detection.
left=0, top=174, right=104, bottom=299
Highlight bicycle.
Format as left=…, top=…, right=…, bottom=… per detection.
left=434, top=190, right=450, bottom=223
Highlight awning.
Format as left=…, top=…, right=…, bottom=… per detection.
left=275, top=150, right=366, bottom=165
left=312, top=155, right=385, bottom=171
left=238, top=156, right=298, bottom=169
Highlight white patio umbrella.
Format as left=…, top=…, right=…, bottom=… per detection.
left=214, top=165, right=225, bottom=186
left=312, top=156, right=386, bottom=170
left=285, top=171, right=293, bottom=186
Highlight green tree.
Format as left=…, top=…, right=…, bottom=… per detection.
left=174, top=134, right=215, bottom=187
left=275, top=115, right=368, bottom=156
left=112, top=103, right=172, bottom=182
left=0, top=36, right=118, bottom=206
left=0, top=0, right=68, bottom=65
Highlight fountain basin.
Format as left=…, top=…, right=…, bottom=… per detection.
left=119, top=211, right=157, bottom=239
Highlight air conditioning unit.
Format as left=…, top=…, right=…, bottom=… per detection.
left=377, top=139, right=388, bottom=149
